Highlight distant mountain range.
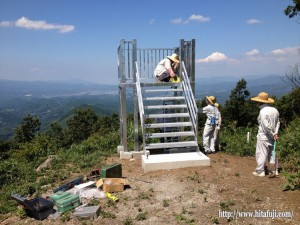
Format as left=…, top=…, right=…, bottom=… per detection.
left=0, top=75, right=292, bottom=139
left=195, top=74, right=292, bottom=103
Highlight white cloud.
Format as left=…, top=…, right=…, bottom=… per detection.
left=246, top=49, right=260, bottom=56
left=0, top=17, right=75, bottom=33
left=271, top=46, right=299, bottom=55
left=196, top=52, right=228, bottom=63
left=246, top=19, right=262, bottom=24
left=171, top=14, right=210, bottom=24
left=0, top=21, right=13, bottom=27
left=189, top=14, right=210, bottom=22
left=170, top=18, right=187, bottom=24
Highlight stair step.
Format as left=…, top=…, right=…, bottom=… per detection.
left=145, top=131, right=194, bottom=138
left=145, top=122, right=192, bottom=128
left=141, top=82, right=180, bottom=88
left=145, top=104, right=187, bottom=110
left=145, top=113, right=189, bottom=119
left=145, top=141, right=198, bottom=149
left=143, top=88, right=183, bottom=93
left=144, top=96, right=185, bottom=101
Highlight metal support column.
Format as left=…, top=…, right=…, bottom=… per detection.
left=132, top=40, right=140, bottom=152
left=190, top=39, right=196, bottom=94
left=118, top=39, right=128, bottom=151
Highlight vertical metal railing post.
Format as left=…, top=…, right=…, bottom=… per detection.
left=132, top=40, right=139, bottom=152
left=118, top=39, right=128, bottom=151
left=190, top=39, right=196, bottom=94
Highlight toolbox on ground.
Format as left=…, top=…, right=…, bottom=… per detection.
left=53, top=177, right=83, bottom=193
left=11, top=194, right=54, bottom=220
left=96, top=178, right=127, bottom=192
left=49, top=191, right=70, bottom=204
left=101, top=163, right=122, bottom=178
left=73, top=205, right=100, bottom=220
left=55, top=193, right=80, bottom=213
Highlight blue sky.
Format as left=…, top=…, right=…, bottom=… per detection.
left=0, top=0, right=299, bottom=85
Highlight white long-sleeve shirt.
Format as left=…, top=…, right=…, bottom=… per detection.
left=199, top=104, right=219, bottom=125
left=257, top=104, right=280, bottom=141
left=215, top=107, right=221, bottom=126
left=154, top=58, right=172, bottom=77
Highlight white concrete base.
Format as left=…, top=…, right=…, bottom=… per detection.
left=142, top=151, right=210, bottom=173
left=120, top=150, right=149, bottom=159
left=117, top=145, right=124, bottom=153
left=132, top=151, right=149, bottom=159
left=119, top=151, right=133, bottom=159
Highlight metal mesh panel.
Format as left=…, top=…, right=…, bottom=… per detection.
left=137, top=49, right=174, bottom=79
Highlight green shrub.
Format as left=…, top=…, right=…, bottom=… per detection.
left=277, top=118, right=300, bottom=190
left=218, top=127, right=257, bottom=156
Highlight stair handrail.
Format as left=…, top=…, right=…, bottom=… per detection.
left=135, top=62, right=147, bottom=155
left=181, top=61, right=198, bottom=137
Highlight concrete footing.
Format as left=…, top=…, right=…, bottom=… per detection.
left=119, top=150, right=149, bottom=159
left=142, top=151, right=210, bottom=173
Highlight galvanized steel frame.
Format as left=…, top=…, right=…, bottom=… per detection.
left=118, top=39, right=196, bottom=152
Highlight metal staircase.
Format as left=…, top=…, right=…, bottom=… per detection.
left=135, top=62, right=199, bottom=156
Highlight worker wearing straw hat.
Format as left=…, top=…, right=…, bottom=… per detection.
left=251, top=92, right=280, bottom=177
left=214, top=103, right=222, bottom=151
left=154, top=53, right=180, bottom=82
left=199, top=96, right=219, bottom=154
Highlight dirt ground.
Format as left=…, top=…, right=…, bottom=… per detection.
left=2, top=152, right=299, bottom=225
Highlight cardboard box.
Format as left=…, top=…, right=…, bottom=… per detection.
left=96, top=178, right=127, bottom=192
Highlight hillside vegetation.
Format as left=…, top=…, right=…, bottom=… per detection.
left=0, top=79, right=299, bottom=222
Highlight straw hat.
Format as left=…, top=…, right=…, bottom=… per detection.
left=167, top=53, right=180, bottom=63
left=251, top=92, right=274, bottom=104
left=206, top=96, right=216, bottom=105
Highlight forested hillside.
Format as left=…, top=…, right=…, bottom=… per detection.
left=0, top=75, right=291, bottom=139
left=0, top=78, right=299, bottom=223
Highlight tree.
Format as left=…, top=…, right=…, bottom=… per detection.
left=276, top=87, right=300, bottom=126
left=47, top=122, right=65, bottom=148
left=95, top=113, right=119, bottom=135
left=66, top=108, right=99, bottom=144
left=284, top=0, right=300, bottom=18
left=284, top=63, right=300, bottom=88
left=14, top=114, right=41, bottom=144
left=222, top=79, right=257, bottom=127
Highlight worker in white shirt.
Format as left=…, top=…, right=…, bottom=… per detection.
left=154, top=53, right=180, bottom=82
left=199, top=96, right=219, bottom=154
left=214, top=103, right=222, bottom=151
left=251, top=92, right=280, bottom=177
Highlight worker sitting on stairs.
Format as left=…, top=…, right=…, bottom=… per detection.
left=154, top=53, right=180, bottom=82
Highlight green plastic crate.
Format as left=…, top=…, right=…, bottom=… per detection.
left=49, top=191, right=70, bottom=204
left=101, top=163, right=122, bottom=178
left=55, top=193, right=80, bottom=213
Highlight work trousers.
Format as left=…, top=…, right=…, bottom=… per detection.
left=213, top=126, right=220, bottom=151
left=203, top=124, right=215, bottom=152
left=156, top=71, right=171, bottom=82
left=255, top=139, right=277, bottom=173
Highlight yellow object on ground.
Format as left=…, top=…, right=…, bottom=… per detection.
left=105, top=192, right=118, bottom=202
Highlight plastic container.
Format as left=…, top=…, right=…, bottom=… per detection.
left=73, top=205, right=100, bottom=220
left=25, top=197, right=54, bottom=220
left=55, top=193, right=80, bottom=213
left=49, top=191, right=70, bottom=204
left=11, top=194, right=54, bottom=220
left=101, top=163, right=122, bottom=178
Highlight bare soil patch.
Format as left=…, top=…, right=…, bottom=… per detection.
left=2, top=152, right=299, bottom=225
